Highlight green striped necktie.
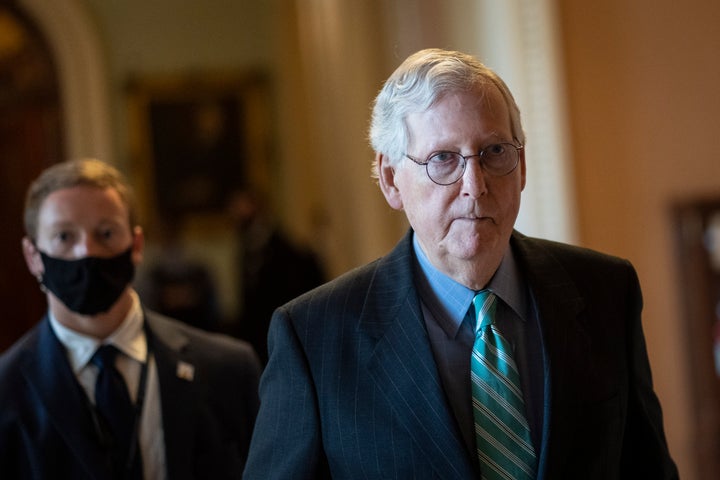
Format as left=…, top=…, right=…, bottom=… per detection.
left=470, top=290, right=537, bottom=480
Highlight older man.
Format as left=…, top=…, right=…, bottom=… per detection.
left=243, top=48, right=678, bottom=479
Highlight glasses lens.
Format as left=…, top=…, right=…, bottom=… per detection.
left=482, top=144, right=519, bottom=176
left=427, top=152, right=464, bottom=185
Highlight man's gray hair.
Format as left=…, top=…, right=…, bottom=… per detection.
left=368, top=48, right=525, bottom=179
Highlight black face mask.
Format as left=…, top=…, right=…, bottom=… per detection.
left=39, top=248, right=135, bottom=315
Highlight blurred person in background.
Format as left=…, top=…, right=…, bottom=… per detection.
left=0, top=158, right=261, bottom=479
left=136, top=219, right=223, bottom=333
left=227, top=188, right=325, bottom=365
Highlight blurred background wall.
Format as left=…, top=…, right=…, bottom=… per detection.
left=2, top=0, right=720, bottom=477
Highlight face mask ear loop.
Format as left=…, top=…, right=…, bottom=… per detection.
left=29, top=239, right=49, bottom=293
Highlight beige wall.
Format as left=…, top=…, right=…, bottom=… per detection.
left=558, top=1, right=720, bottom=477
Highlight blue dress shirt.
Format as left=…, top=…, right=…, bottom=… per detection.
left=411, top=233, right=545, bottom=459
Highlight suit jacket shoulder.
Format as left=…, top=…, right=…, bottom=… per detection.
left=245, top=230, right=477, bottom=479
left=146, top=310, right=260, bottom=371
left=510, top=231, right=678, bottom=479
left=143, top=310, right=261, bottom=479
left=512, top=231, right=635, bottom=280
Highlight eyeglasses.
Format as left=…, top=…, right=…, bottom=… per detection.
left=404, top=142, right=523, bottom=185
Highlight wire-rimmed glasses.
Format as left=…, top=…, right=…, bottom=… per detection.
left=404, top=142, right=523, bottom=185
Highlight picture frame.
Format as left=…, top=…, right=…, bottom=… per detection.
left=125, top=71, right=272, bottom=230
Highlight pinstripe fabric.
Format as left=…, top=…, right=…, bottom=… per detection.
left=244, top=235, right=478, bottom=479
left=471, top=291, right=536, bottom=480
left=244, top=230, right=679, bottom=479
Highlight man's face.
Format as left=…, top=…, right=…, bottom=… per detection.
left=25, top=185, right=141, bottom=272
left=379, top=84, right=525, bottom=285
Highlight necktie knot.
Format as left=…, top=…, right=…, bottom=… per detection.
left=472, top=290, right=497, bottom=331
left=92, top=344, right=120, bottom=370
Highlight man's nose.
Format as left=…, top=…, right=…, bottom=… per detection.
left=73, top=235, right=102, bottom=258
left=460, top=156, right=488, bottom=197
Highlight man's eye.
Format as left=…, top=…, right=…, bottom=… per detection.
left=485, top=144, right=506, bottom=156
left=430, top=152, right=459, bottom=164
left=99, top=229, right=115, bottom=240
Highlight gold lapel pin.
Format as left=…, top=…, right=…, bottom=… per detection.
left=176, top=361, right=195, bottom=381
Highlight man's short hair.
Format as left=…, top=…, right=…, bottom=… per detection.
left=24, top=158, right=139, bottom=240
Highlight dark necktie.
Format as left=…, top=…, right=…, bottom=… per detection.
left=470, top=291, right=537, bottom=479
left=92, top=344, right=143, bottom=479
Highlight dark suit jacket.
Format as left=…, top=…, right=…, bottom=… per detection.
left=0, top=310, right=261, bottom=479
left=243, top=230, right=678, bottom=479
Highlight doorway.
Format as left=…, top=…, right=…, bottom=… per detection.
left=0, top=4, right=62, bottom=350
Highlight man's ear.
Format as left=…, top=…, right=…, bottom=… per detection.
left=131, top=226, right=144, bottom=266
left=377, top=153, right=404, bottom=211
left=22, top=237, right=44, bottom=279
left=519, top=147, right=527, bottom=191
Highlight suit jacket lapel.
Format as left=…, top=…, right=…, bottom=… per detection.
left=21, top=318, right=109, bottom=478
left=511, top=232, right=586, bottom=479
left=144, top=313, right=198, bottom=480
left=512, top=231, right=587, bottom=392
left=363, top=231, right=476, bottom=479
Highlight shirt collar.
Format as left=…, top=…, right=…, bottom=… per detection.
left=487, top=241, right=529, bottom=322
left=49, top=290, right=147, bottom=373
left=412, top=233, right=527, bottom=338
left=413, top=234, right=475, bottom=338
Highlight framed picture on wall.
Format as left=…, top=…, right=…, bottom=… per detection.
left=126, top=71, right=272, bottom=229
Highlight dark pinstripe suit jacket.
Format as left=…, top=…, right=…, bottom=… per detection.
left=0, top=310, right=261, bottom=479
left=244, top=230, right=678, bottom=479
